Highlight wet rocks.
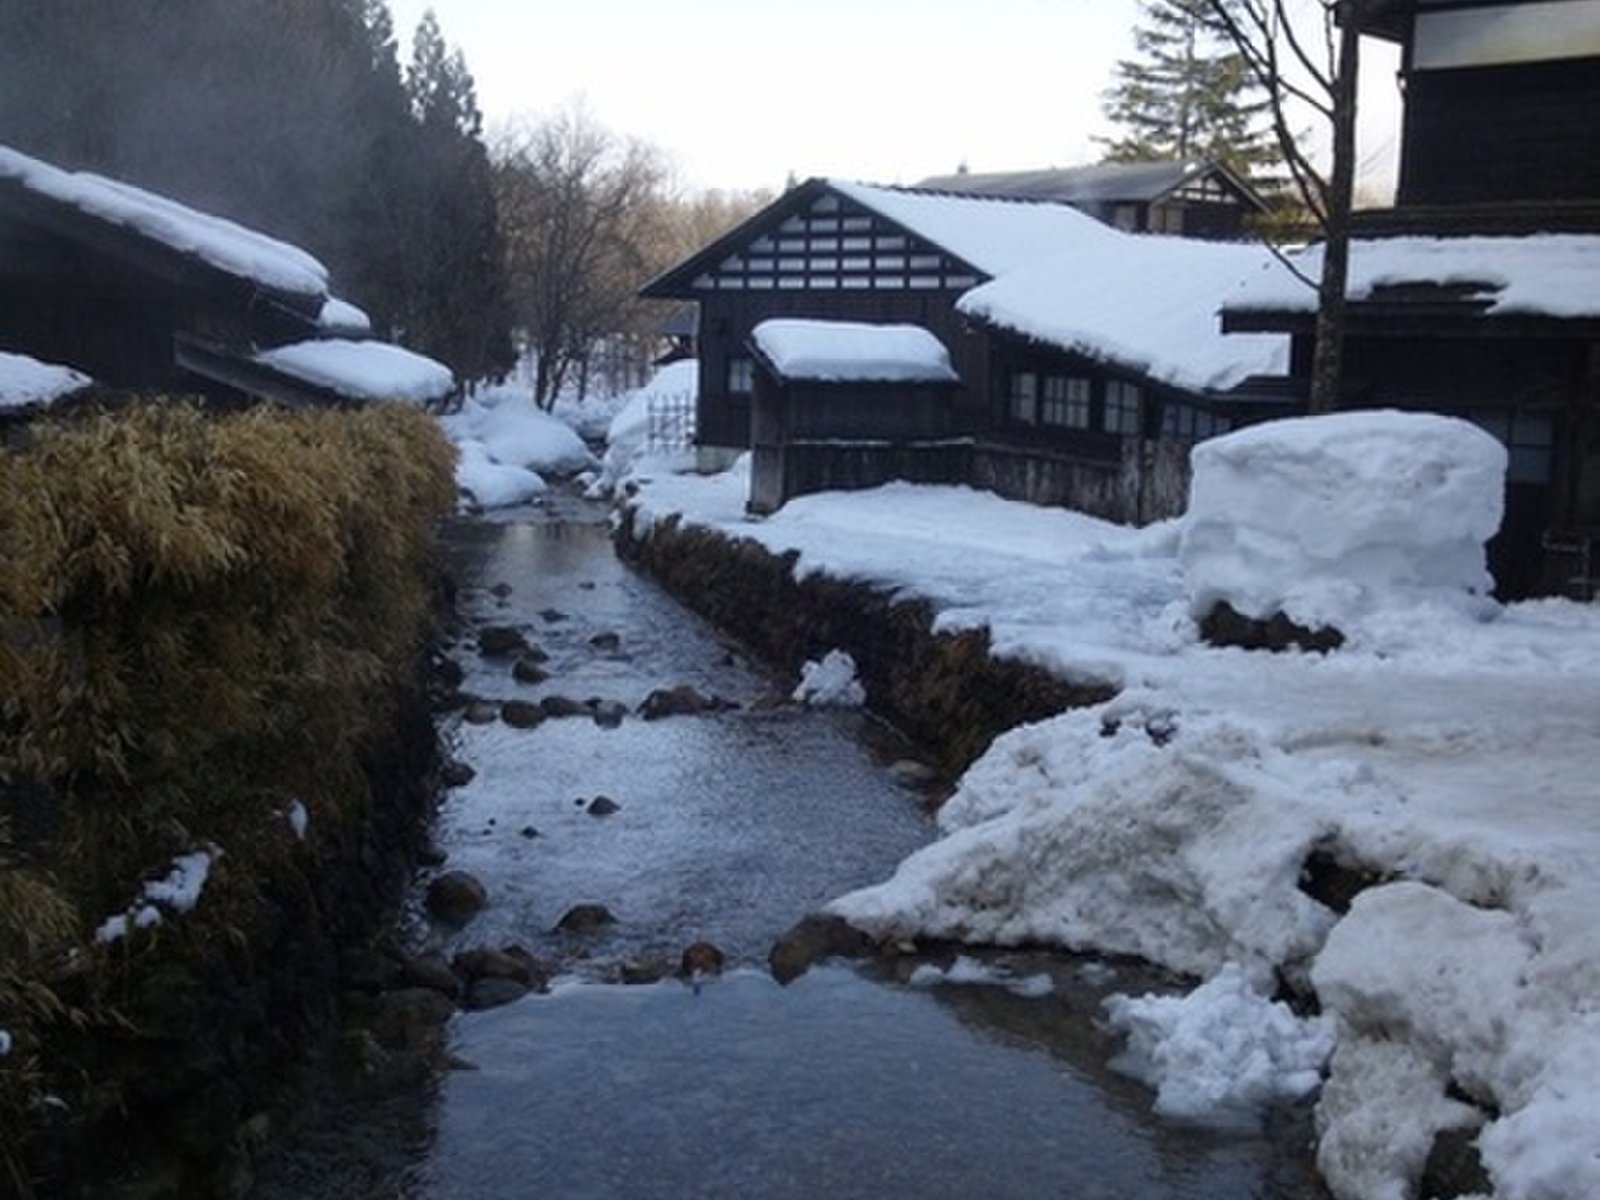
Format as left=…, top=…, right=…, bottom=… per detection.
left=638, top=684, right=734, bottom=720
left=477, top=625, right=530, bottom=657
left=888, top=759, right=938, bottom=788
left=588, top=631, right=622, bottom=652
left=585, top=795, right=621, bottom=817
left=555, top=903, right=617, bottom=934
left=590, top=700, right=628, bottom=728
left=500, top=699, right=546, bottom=729
left=540, top=695, right=590, bottom=719
left=511, top=657, right=549, bottom=685
left=426, top=871, right=488, bottom=925
left=400, top=952, right=462, bottom=999
left=680, top=941, right=725, bottom=978
left=769, top=913, right=877, bottom=984
left=462, top=976, right=531, bottom=1011
left=440, top=758, right=476, bottom=788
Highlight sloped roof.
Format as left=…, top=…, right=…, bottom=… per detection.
left=960, top=235, right=1291, bottom=392
left=1224, top=233, right=1600, bottom=320
left=915, top=160, right=1268, bottom=212
left=641, top=177, right=1124, bottom=298
left=0, top=144, right=329, bottom=301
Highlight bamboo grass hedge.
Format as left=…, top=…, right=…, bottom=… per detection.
left=0, top=401, right=456, bottom=1193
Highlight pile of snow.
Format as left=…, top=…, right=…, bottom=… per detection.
left=1104, top=962, right=1335, bottom=1126
left=791, top=648, right=867, bottom=708
left=255, top=338, right=454, bottom=406
left=439, top=383, right=597, bottom=510
left=0, top=350, right=92, bottom=410
left=318, top=296, right=372, bottom=336
left=751, top=319, right=957, bottom=384
left=94, top=848, right=218, bottom=945
left=1181, top=410, right=1507, bottom=631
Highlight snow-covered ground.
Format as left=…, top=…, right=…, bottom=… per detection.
left=616, top=415, right=1600, bottom=1200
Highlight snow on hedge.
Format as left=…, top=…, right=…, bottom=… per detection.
left=751, top=319, right=958, bottom=384
left=1180, top=410, right=1507, bottom=629
left=0, top=350, right=92, bottom=410
left=95, top=849, right=219, bottom=944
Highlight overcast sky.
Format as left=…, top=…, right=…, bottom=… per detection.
left=387, top=0, right=1403, bottom=198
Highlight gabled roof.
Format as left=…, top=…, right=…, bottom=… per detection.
left=959, top=235, right=1291, bottom=392
left=1223, top=234, right=1600, bottom=327
left=915, top=160, right=1269, bottom=213
left=640, top=176, right=1121, bottom=299
left=0, top=144, right=329, bottom=306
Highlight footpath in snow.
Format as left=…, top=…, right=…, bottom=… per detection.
left=606, top=412, right=1600, bottom=1200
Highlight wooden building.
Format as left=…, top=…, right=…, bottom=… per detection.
left=915, top=160, right=1270, bottom=240
left=640, top=177, right=1154, bottom=462
left=746, top=318, right=965, bottom=514
left=644, top=174, right=1295, bottom=525
left=0, top=144, right=453, bottom=411
left=1222, top=0, right=1600, bottom=598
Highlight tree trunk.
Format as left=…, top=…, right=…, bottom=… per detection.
left=1308, top=3, right=1362, bottom=414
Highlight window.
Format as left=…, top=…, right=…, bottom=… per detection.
left=1041, top=376, right=1091, bottom=429
left=1104, top=380, right=1142, bottom=435
left=1008, top=371, right=1039, bottom=425
left=1467, top=409, right=1553, bottom=484
left=1162, top=400, right=1231, bottom=441
left=727, top=355, right=754, bottom=396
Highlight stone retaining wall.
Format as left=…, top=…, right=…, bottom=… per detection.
left=616, top=508, right=1115, bottom=773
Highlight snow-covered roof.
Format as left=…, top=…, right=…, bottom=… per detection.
left=0, top=350, right=93, bottom=411
left=0, top=144, right=330, bottom=299
left=254, top=339, right=454, bottom=405
left=827, top=179, right=1126, bottom=279
left=1226, top=233, right=1600, bottom=318
left=751, top=319, right=959, bottom=384
left=915, top=160, right=1262, bottom=209
left=959, top=235, right=1291, bottom=392
left=319, top=296, right=373, bottom=336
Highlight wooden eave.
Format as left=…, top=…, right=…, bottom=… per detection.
left=1223, top=303, right=1600, bottom=340
left=1351, top=0, right=1411, bottom=42
left=173, top=333, right=353, bottom=409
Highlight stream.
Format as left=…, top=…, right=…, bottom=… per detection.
left=251, top=494, right=1327, bottom=1199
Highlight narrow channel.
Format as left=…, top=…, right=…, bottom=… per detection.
left=251, top=496, right=1326, bottom=1199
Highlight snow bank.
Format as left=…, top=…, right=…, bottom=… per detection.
left=829, top=704, right=1340, bottom=987
left=751, top=319, right=957, bottom=383
left=791, top=649, right=866, bottom=708
left=454, top=439, right=548, bottom=510
left=0, top=351, right=91, bottom=410
left=1180, top=410, right=1507, bottom=630
left=1104, top=962, right=1334, bottom=1125
left=445, top=385, right=595, bottom=476
left=256, top=339, right=454, bottom=405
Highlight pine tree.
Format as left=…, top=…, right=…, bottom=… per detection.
left=1098, top=0, right=1277, bottom=178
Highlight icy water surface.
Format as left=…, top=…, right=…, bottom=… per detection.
left=252, top=496, right=1325, bottom=1199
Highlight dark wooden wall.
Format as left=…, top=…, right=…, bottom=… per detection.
left=695, top=289, right=988, bottom=449
left=1398, top=58, right=1600, bottom=206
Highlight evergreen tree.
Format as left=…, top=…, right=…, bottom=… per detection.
left=1098, top=0, right=1277, bottom=178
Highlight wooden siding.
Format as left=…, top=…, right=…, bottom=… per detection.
left=1397, top=58, right=1600, bottom=207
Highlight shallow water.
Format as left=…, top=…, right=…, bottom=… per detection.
left=252, top=496, right=1325, bottom=1199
